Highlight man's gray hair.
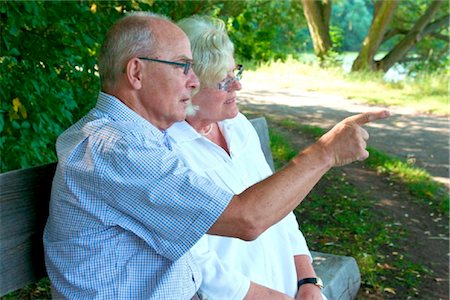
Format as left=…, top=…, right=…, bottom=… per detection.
left=177, top=15, right=235, bottom=88
left=98, top=12, right=170, bottom=91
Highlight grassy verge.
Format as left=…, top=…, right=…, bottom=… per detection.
left=244, top=58, right=449, bottom=116
left=277, top=118, right=449, bottom=216
left=269, top=118, right=448, bottom=298
left=365, top=148, right=449, bottom=215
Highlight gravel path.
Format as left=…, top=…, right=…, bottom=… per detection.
left=238, top=85, right=449, bottom=187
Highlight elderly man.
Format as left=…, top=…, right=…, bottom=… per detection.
left=43, top=11, right=389, bottom=299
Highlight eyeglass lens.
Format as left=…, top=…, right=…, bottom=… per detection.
left=218, top=65, right=244, bottom=91
left=183, top=62, right=192, bottom=75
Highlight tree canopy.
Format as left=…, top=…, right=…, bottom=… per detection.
left=1, top=0, right=448, bottom=172
left=0, top=0, right=307, bottom=172
left=301, top=0, right=449, bottom=72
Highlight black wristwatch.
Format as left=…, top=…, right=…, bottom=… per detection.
left=297, top=277, right=324, bottom=289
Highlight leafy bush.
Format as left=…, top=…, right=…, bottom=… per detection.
left=0, top=1, right=124, bottom=172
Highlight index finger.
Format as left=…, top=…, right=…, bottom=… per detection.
left=348, top=110, right=390, bottom=126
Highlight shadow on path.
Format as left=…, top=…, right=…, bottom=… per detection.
left=239, top=88, right=449, bottom=186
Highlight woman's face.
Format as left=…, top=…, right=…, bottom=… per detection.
left=189, top=61, right=242, bottom=124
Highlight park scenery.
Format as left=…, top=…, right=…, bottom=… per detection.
left=1, top=1, right=448, bottom=299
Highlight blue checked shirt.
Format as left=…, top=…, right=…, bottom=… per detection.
left=43, top=92, right=233, bottom=299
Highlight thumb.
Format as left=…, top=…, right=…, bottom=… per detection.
left=347, top=110, right=390, bottom=126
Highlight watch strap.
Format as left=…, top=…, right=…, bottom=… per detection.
left=297, top=277, right=323, bottom=289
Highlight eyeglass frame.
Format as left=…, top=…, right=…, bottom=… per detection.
left=217, top=64, right=244, bottom=91
left=138, top=57, right=193, bottom=75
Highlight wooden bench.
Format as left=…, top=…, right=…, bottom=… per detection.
left=0, top=117, right=360, bottom=299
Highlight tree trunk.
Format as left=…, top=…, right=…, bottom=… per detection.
left=301, top=0, right=332, bottom=61
left=376, top=1, right=446, bottom=72
left=352, top=0, right=398, bottom=72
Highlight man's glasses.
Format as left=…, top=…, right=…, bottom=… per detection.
left=217, top=64, right=244, bottom=92
left=138, top=57, right=193, bottom=75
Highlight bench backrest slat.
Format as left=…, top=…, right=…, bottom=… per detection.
left=0, top=163, right=56, bottom=296
left=249, top=117, right=275, bottom=172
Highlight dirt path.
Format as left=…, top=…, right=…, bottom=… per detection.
left=238, top=87, right=449, bottom=299
left=239, top=87, right=449, bottom=187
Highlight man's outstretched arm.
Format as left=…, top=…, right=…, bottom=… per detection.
left=209, top=110, right=390, bottom=240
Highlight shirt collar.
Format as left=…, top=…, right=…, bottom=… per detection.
left=167, top=120, right=200, bottom=143
left=96, top=91, right=166, bottom=139
left=167, top=118, right=234, bottom=143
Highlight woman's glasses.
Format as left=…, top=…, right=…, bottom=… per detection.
left=217, top=64, right=244, bottom=92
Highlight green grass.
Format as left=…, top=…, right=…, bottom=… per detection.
left=244, top=57, right=449, bottom=116
left=268, top=123, right=436, bottom=298
left=275, top=118, right=449, bottom=217
left=365, top=148, right=449, bottom=215
left=2, top=278, right=51, bottom=300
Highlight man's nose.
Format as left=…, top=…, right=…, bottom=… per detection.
left=187, top=69, right=200, bottom=89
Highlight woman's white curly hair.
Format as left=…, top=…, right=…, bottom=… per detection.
left=177, top=15, right=235, bottom=88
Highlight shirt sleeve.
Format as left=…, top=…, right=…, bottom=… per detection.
left=191, top=237, right=251, bottom=300
left=240, top=115, right=312, bottom=261
left=101, top=134, right=233, bottom=261
left=285, top=213, right=313, bottom=262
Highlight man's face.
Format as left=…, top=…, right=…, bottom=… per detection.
left=138, top=21, right=199, bottom=130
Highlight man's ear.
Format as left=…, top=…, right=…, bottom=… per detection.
left=126, top=58, right=144, bottom=90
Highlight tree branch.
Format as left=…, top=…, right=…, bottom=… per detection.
left=423, top=14, right=449, bottom=36
left=383, top=14, right=448, bottom=43
left=377, top=0, right=444, bottom=72
left=383, top=28, right=408, bottom=42
left=430, top=33, right=449, bottom=41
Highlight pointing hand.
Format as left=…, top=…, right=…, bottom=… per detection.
left=317, top=110, right=390, bottom=166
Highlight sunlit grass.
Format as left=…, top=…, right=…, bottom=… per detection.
left=274, top=117, right=449, bottom=216
left=366, top=147, right=449, bottom=215
left=244, top=57, right=449, bottom=116
left=268, top=129, right=297, bottom=170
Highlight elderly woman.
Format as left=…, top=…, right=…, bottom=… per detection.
left=168, top=16, right=325, bottom=300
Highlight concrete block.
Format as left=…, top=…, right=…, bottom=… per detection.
left=311, top=251, right=361, bottom=300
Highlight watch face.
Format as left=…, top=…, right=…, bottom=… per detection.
left=316, top=277, right=324, bottom=288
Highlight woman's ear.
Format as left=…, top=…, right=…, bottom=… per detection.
left=125, top=58, right=144, bottom=90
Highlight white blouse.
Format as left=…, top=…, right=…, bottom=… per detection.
left=168, top=113, right=312, bottom=299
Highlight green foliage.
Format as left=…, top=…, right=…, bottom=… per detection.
left=144, top=0, right=309, bottom=64
left=327, top=0, right=448, bottom=73
left=381, top=0, right=449, bottom=73
left=0, top=1, right=126, bottom=172
left=1, top=0, right=311, bottom=172
left=331, top=0, right=373, bottom=51
left=3, top=277, right=51, bottom=300
left=1, top=0, right=447, bottom=172
left=226, top=0, right=307, bottom=65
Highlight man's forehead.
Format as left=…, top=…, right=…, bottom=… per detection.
left=152, top=18, right=185, bottom=39
left=152, top=22, right=193, bottom=60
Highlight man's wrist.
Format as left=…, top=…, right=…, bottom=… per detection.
left=296, top=142, right=334, bottom=171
